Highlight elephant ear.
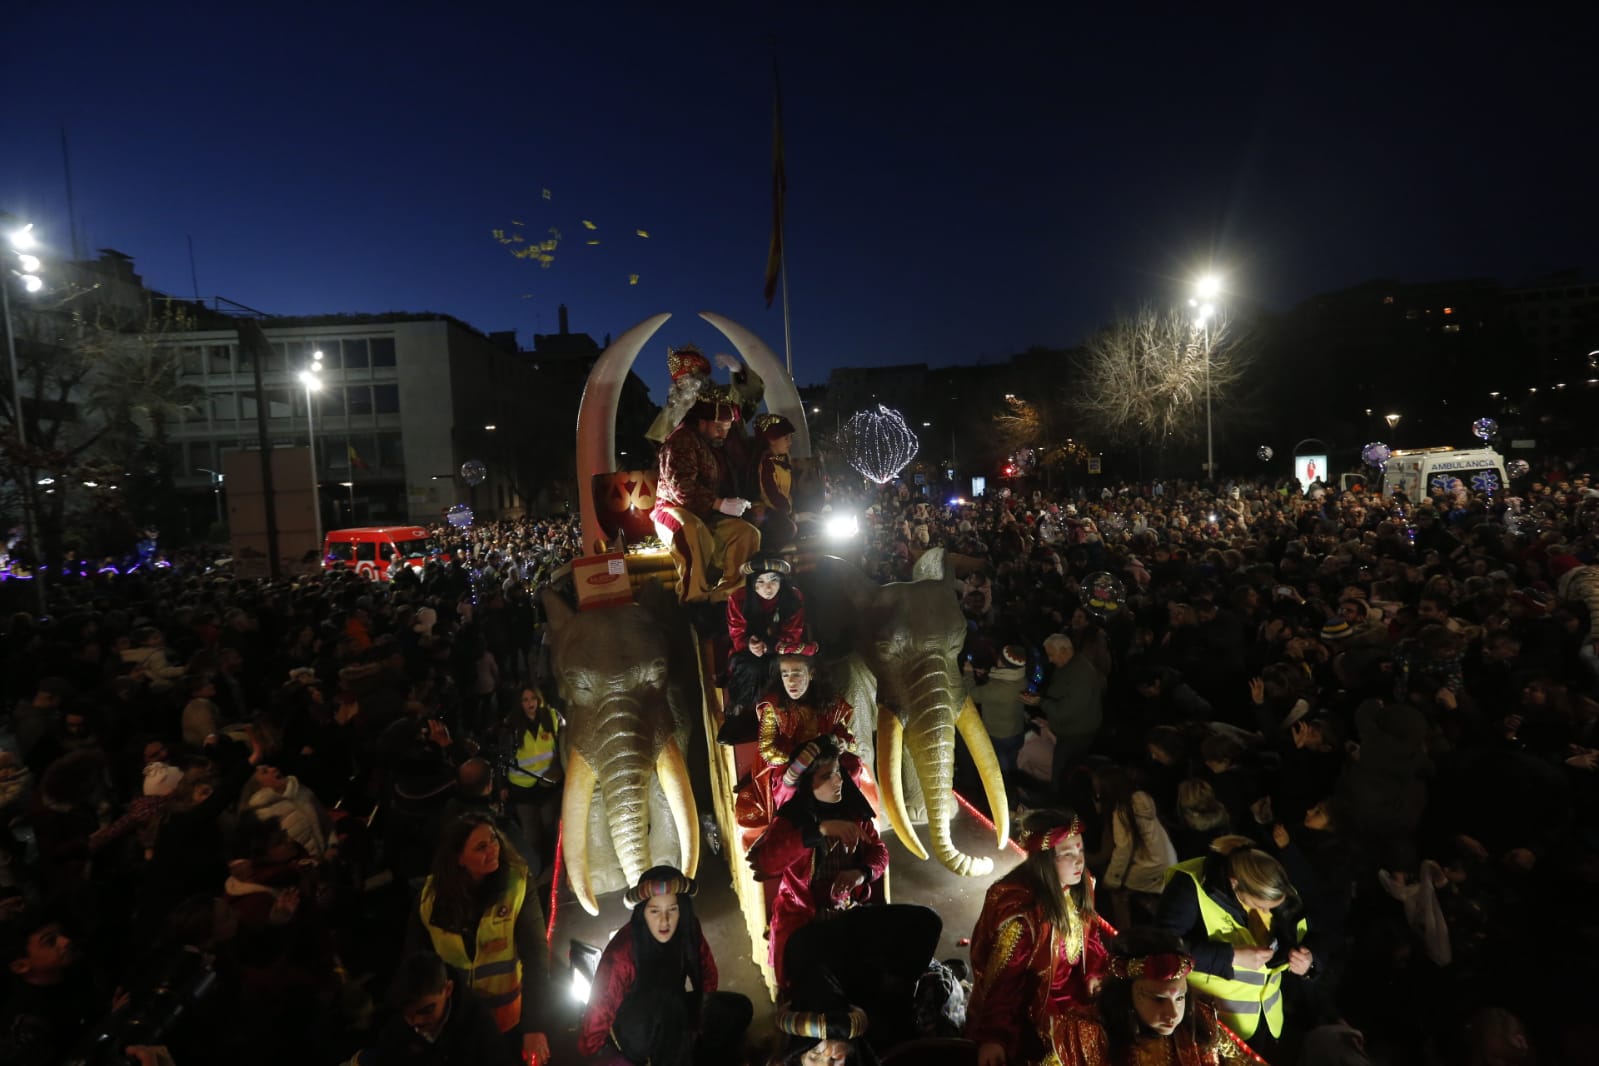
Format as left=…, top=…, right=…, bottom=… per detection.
left=911, top=547, right=948, bottom=584
left=542, top=587, right=577, bottom=634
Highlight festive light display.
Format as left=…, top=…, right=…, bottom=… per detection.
left=460, top=459, right=487, bottom=486
left=1079, top=571, right=1127, bottom=618
left=1507, top=459, right=1530, bottom=479
left=840, top=404, right=919, bottom=484
left=1256, top=445, right=1273, bottom=461
left=446, top=504, right=474, bottom=528
left=1472, top=418, right=1498, bottom=442
left=1361, top=442, right=1391, bottom=467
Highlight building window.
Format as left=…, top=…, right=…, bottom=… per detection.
left=347, top=386, right=374, bottom=417
left=313, top=341, right=342, bottom=369
left=343, top=338, right=370, bottom=369
left=210, top=392, right=238, bottom=422
left=180, top=346, right=205, bottom=376
left=317, top=387, right=344, bottom=419
left=370, top=337, right=397, bottom=367
left=207, top=344, right=234, bottom=374
left=374, top=384, right=400, bottom=414
left=379, top=434, right=405, bottom=469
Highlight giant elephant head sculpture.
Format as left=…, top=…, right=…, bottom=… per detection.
left=805, top=548, right=1009, bottom=876
left=543, top=585, right=700, bottom=914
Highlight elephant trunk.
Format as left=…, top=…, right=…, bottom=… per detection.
left=896, top=653, right=997, bottom=877
left=592, top=694, right=656, bottom=888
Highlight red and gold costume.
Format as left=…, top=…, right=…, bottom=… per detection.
left=1046, top=1000, right=1259, bottom=1065
left=748, top=804, right=889, bottom=993
left=757, top=692, right=858, bottom=810
left=576, top=922, right=720, bottom=1058
left=966, top=879, right=1109, bottom=1065
left=725, top=584, right=806, bottom=654
left=651, top=410, right=760, bottom=603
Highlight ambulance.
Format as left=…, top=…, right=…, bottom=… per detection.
left=1380, top=447, right=1509, bottom=499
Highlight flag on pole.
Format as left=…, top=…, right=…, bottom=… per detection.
left=763, top=60, right=786, bottom=308
left=348, top=443, right=370, bottom=470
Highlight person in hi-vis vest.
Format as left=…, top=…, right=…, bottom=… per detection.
left=1154, top=835, right=1319, bottom=1057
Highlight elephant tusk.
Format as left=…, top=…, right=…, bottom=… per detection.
left=562, top=748, right=600, bottom=916
left=957, top=696, right=1011, bottom=847
left=877, top=706, right=927, bottom=860
left=657, top=736, right=700, bottom=878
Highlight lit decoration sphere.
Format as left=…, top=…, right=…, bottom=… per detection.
left=460, top=459, right=487, bottom=486
left=1507, top=459, right=1530, bottom=479
left=1472, top=418, right=1498, bottom=442
left=446, top=504, right=474, bottom=528
left=1362, top=442, right=1391, bottom=467
left=1256, top=445, right=1274, bottom=462
left=1079, top=571, right=1126, bottom=618
left=1012, top=447, right=1036, bottom=475
left=840, top=404, right=919, bottom=484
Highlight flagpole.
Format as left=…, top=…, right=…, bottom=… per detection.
left=780, top=227, right=793, bottom=377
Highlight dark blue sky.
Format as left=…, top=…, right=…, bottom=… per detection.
left=3, top=6, right=1592, bottom=402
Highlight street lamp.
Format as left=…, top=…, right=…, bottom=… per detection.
left=1191, top=274, right=1224, bottom=480
left=197, top=467, right=225, bottom=524
left=1384, top=412, right=1402, bottom=432
left=3, top=217, right=46, bottom=612
left=299, top=364, right=323, bottom=546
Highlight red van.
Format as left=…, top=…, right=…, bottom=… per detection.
left=322, top=526, right=439, bottom=581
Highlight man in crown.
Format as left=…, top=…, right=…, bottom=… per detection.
left=646, top=343, right=764, bottom=445
left=652, top=392, right=761, bottom=605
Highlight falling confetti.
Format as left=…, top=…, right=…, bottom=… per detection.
left=636, top=229, right=650, bottom=238
left=512, top=219, right=525, bottom=226
left=541, top=188, right=551, bottom=200
left=586, top=239, right=600, bottom=246
left=582, top=220, right=597, bottom=230
left=629, top=274, right=639, bottom=285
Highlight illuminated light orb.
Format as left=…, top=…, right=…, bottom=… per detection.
left=1079, top=571, right=1126, bottom=618
left=460, top=459, right=487, bottom=486
left=840, top=404, right=919, bottom=484
left=1507, top=459, right=1530, bottom=479
left=1471, top=418, right=1498, bottom=442
left=1256, top=445, right=1274, bottom=462
left=446, top=504, right=474, bottom=528
left=1361, top=442, right=1391, bottom=467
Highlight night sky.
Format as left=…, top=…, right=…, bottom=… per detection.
left=3, top=7, right=1593, bottom=402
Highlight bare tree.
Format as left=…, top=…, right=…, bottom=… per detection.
left=1072, top=304, right=1251, bottom=447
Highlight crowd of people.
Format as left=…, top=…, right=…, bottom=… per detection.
left=1, top=450, right=1595, bottom=1064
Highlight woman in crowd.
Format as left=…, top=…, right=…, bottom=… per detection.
left=578, top=866, right=753, bottom=1066
left=966, top=808, right=1107, bottom=1066
left=750, top=413, right=804, bottom=551
left=1173, top=778, right=1232, bottom=860
left=1155, top=834, right=1320, bottom=1057
left=499, top=684, right=563, bottom=879
left=411, top=813, right=550, bottom=1065
left=749, top=737, right=889, bottom=996
left=1094, top=764, right=1179, bottom=929
left=723, top=554, right=807, bottom=744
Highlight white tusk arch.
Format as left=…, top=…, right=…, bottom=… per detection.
left=698, top=312, right=813, bottom=459
left=577, top=313, right=672, bottom=554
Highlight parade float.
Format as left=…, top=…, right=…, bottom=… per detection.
left=545, top=312, right=1012, bottom=999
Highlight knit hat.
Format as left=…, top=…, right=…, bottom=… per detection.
left=1320, top=619, right=1353, bottom=642
left=624, top=865, right=698, bottom=906
left=754, top=413, right=796, bottom=442
left=1001, top=645, right=1028, bottom=668
left=666, top=344, right=711, bottom=382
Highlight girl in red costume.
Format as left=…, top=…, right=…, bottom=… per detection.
left=755, top=644, right=859, bottom=812
left=577, top=866, right=752, bottom=1066
left=721, top=554, right=807, bottom=744
left=748, top=737, right=889, bottom=995
left=966, top=808, right=1108, bottom=1066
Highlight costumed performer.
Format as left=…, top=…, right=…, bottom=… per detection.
left=578, top=866, right=753, bottom=1066
left=966, top=807, right=1107, bottom=1066
left=737, top=643, right=859, bottom=831
left=748, top=737, right=888, bottom=996
left=749, top=413, right=807, bottom=551
left=766, top=966, right=881, bottom=1066
left=646, top=343, right=764, bottom=445
left=651, top=393, right=761, bottom=605
left=722, top=553, right=807, bottom=744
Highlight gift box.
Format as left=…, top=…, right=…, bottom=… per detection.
left=572, top=552, right=633, bottom=611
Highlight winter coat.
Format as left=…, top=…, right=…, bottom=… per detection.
left=974, top=664, right=1029, bottom=739
left=246, top=776, right=330, bottom=857
left=1103, top=791, right=1180, bottom=895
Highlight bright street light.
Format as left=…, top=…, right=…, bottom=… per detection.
left=1191, top=272, right=1225, bottom=480
left=298, top=368, right=321, bottom=389
left=21, top=276, right=41, bottom=293
left=17, top=254, right=39, bottom=273
left=1384, top=413, right=1402, bottom=430
left=1195, top=274, right=1222, bottom=299
left=6, top=224, right=35, bottom=251
left=1196, top=303, right=1215, bottom=323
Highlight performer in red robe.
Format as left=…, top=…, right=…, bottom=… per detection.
left=720, top=554, right=806, bottom=744
left=966, top=808, right=1108, bottom=1066
left=748, top=737, right=889, bottom=995
left=1047, top=929, right=1261, bottom=1066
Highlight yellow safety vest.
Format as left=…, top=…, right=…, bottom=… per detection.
left=507, top=722, right=560, bottom=790
left=419, top=862, right=529, bottom=1032
left=1165, top=858, right=1307, bottom=1040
